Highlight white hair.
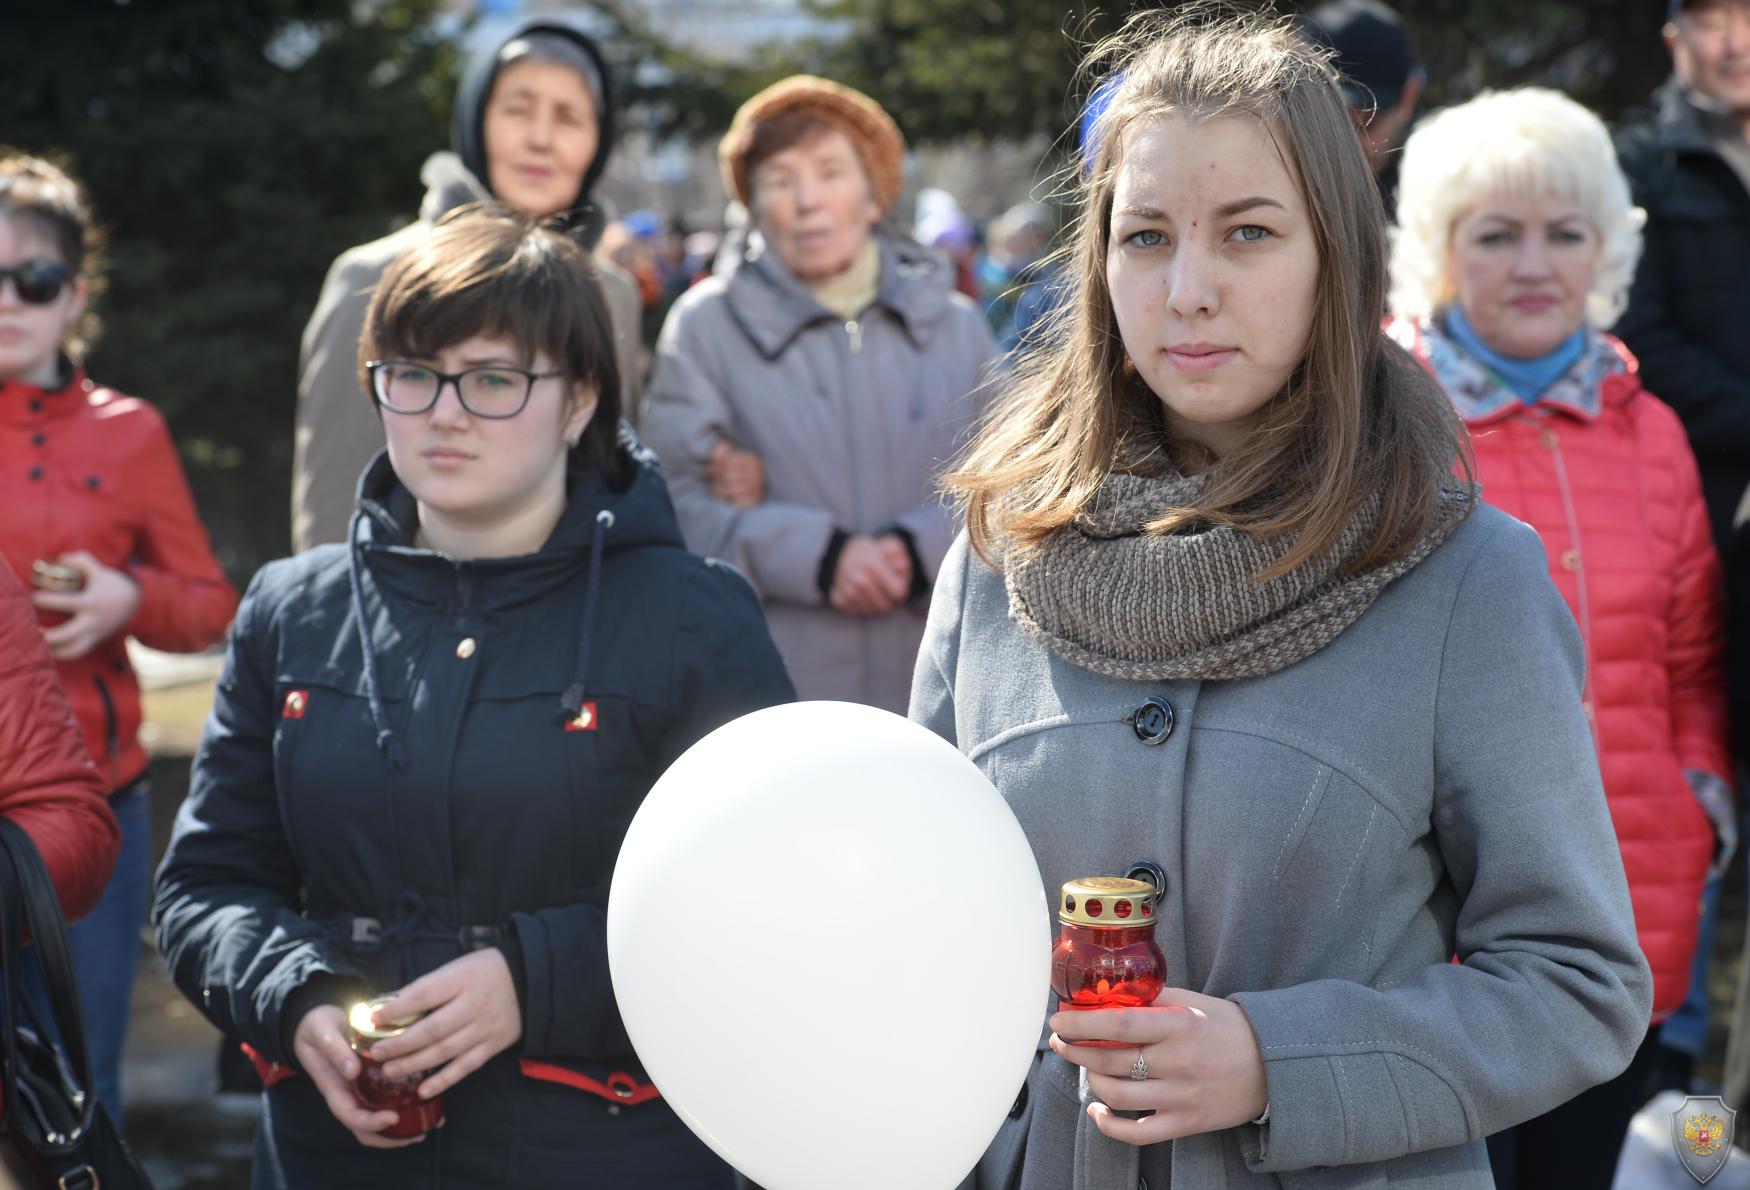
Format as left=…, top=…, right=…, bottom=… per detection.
left=1389, top=87, right=1644, bottom=329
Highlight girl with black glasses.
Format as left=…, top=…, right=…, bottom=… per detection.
left=155, top=204, right=792, bottom=1187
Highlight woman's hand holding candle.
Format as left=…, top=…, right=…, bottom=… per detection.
left=292, top=1004, right=423, bottom=1149
left=367, top=949, right=523, bottom=1101
left=1048, top=987, right=1268, bottom=1144
left=30, top=551, right=140, bottom=660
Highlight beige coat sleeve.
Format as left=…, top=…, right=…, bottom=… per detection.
left=291, top=248, right=390, bottom=553
left=594, top=260, right=644, bottom=425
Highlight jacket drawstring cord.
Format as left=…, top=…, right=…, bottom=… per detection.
left=346, top=507, right=410, bottom=771
left=558, top=509, right=614, bottom=722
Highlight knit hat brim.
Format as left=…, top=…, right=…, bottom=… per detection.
left=719, top=75, right=906, bottom=215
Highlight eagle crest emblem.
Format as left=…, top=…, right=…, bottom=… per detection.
left=1673, top=1095, right=1737, bottom=1184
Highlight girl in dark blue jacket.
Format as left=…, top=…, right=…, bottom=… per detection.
left=154, top=205, right=793, bottom=1188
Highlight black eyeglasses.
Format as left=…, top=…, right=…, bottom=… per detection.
left=0, top=261, right=71, bottom=305
left=364, top=360, right=564, bottom=419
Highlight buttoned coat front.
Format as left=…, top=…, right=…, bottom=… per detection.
left=912, top=505, right=1651, bottom=1189
left=642, top=234, right=997, bottom=713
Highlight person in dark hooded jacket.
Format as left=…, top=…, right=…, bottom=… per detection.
left=292, top=16, right=643, bottom=554
left=156, top=206, right=792, bottom=1188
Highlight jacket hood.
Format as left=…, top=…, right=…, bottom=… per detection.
left=415, top=150, right=492, bottom=223
left=449, top=16, right=617, bottom=219
left=351, top=422, right=682, bottom=560
left=723, top=230, right=959, bottom=359
left=415, top=150, right=609, bottom=250
left=345, top=423, right=682, bottom=768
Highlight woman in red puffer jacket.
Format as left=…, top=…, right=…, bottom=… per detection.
left=0, top=555, right=120, bottom=919
left=0, top=153, right=237, bottom=1130
left=1390, top=89, right=1731, bottom=1189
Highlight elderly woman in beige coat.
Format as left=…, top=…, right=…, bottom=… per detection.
left=641, top=77, right=997, bottom=713
left=292, top=18, right=640, bottom=553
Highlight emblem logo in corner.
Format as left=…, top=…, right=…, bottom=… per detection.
left=1673, top=1095, right=1736, bottom=1184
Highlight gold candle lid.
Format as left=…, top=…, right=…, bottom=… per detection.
left=1059, top=876, right=1157, bottom=926
left=348, top=995, right=423, bottom=1041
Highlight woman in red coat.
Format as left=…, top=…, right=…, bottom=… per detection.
left=0, top=153, right=237, bottom=1128
left=0, top=556, right=120, bottom=919
left=1388, top=88, right=1730, bottom=1189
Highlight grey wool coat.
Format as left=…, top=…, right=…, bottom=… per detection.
left=641, top=234, right=997, bottom=713
left=911, top=505, right=1652, bottom=1190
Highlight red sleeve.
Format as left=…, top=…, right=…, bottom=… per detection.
left=0, top=559, right=120, bottom=921
left=123, top=410, right=239, bottom=651
left=1655, top=398, right=1734, bottom=784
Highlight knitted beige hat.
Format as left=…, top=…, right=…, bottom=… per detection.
left=719, top=75, right=906, bottom=214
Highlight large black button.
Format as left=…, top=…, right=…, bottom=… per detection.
left=1132, top=697, right=1175, bottom=745
left=27, top=466, right=42, bottom=481
left=31, top=433, right=44, bottom=447
left=1127, top=860, right=1169, bottom=904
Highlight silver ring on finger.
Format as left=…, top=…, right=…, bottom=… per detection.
left=1129, top=1048, right=1148, bottom=1081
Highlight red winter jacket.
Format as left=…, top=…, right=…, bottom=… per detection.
left=0, top=365, right=238, bottom=791
left=1394, top=318, right=1731, bottom=1020
left=0, top=556, right=120, bottom=921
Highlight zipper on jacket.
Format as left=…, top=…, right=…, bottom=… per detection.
left=92, top=672, right=121, bottom=787
left=454, top=564, right=474, bottom=620
left=1543, top=416, right=1599, bottom=746
left=834, top=321, right=876, bottom=703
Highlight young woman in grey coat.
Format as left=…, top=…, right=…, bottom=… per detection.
left=912, top=11, right=1653, bottom=1189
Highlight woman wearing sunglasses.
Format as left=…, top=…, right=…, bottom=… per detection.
left=0, top=152, right=237, bottom=1129
left=155, top=204, right=792, bottom=1187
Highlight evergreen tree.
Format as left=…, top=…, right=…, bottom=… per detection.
left=797, top=0, right=1671, bottom=143
left=3, top=0, right=455, bottom=576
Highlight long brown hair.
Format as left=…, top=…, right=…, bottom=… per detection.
left=953, top=5, right=1469, bottom=579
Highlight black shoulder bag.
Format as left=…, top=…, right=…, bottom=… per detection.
left=0, top=818, right=152, bottom=1189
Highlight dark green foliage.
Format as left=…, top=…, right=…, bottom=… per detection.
left=793, top=0, right=1672, bottom=144
left=2, top=0, right=455, bottom=577
left=0, top=0, right=1676, bottom=579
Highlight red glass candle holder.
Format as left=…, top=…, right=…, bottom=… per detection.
left=1050, top=877, right=1166, bottom=1048
left=348, top=997, right=445, bottom=1138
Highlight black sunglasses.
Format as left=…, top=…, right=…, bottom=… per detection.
left=0, top=261, right=72, bottom=305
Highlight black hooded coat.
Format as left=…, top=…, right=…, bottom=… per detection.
left=155, top=433, right=792, bottom=1187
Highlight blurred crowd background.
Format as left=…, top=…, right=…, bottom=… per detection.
left=3, top=0, right=1681, bottom=584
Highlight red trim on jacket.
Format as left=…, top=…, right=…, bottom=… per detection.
left=519, top=1059, right=661, bottom=1105
left=241, top=1042, right=299, bottom=1088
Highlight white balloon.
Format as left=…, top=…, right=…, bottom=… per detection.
left=609, top=701, right=1050, bottom=1190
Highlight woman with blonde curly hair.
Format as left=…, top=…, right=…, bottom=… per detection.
left=1388, top=86, right=1730, bottom=1189
left=914, top=10, right=1650, bottom=1189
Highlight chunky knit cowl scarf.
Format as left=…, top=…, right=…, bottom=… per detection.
left=1006, top=468, right=1473, bottom=681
